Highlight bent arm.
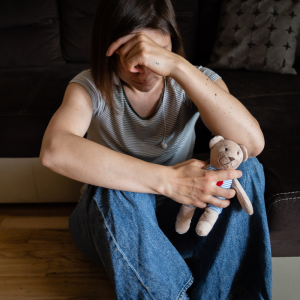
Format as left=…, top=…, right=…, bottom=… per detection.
left=170, top=58, right=265, bottom=157
left=40, top=83, right=168, bottom=195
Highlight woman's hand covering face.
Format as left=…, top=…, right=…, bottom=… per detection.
left=106, top=31, right=178, bottom=77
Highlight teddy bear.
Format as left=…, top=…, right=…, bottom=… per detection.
left=175, top=135, right=254, bottom=236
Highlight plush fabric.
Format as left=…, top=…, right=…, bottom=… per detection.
left=0, top=0, right=64, bottom=68
left=206, top=0, right=300, bottom=75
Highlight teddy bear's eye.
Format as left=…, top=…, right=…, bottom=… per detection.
left=237, top=151, right=239, bottom=155
left=225, top=148, right=228, bottom=151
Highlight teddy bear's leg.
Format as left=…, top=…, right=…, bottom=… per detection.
left=175, top=205, right=197, bottom=234
left=195, top=208, right=219, bottom=236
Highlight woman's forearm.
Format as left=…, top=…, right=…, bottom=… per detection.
left=40, top=131, right=169, bottom=195
left=170, top=57, right=265, bottom=157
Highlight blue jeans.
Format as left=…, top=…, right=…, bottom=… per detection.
left=69, top=157, right=272, bottom=299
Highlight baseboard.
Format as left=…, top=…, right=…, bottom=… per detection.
left=0, top=157, right=84, bottom=203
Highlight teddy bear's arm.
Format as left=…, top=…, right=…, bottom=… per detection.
left=232, top=178, right=254, bottom=215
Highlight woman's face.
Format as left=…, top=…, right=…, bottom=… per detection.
left=116, top=28, right=172, bottom=93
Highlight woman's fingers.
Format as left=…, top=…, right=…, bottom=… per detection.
left=106, top=33, right=137, bottom=56
left=107, top=33, right=155, bottom=72
left=215, top=169, right=243, bottom=181
left=192, top=194, right=230, bottom=209
left=213, top=186, right=236, bottom=200
left=193, top=201, right=208, bottom=209
left=205, top=195, right=231, bottom=208
left=120, top=45, right=142, bottom=72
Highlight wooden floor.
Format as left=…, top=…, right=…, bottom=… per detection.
left=0, top=202, right=117, bottom=300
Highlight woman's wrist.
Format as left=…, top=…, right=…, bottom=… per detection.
left=169, top=54, right=192, bottom=80
left=154, top=165, right=175, bottom=198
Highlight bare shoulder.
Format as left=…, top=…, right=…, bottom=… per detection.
left=44, top=82, right=93, bottom=139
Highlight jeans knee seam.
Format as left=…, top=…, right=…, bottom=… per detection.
left=92, top=199, right=157, bottom=300
left=176, top=274, right=194, bottom=300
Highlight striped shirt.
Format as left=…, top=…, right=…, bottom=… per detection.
left=69, top=66, right=222, bottom=209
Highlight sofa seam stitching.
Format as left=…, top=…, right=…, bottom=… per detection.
left=267, top=196, right=300, bottom=216
left=266, top=191, right=300, bottom=203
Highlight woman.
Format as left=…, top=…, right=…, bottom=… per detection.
left=39, top=0, right=272, bottom=299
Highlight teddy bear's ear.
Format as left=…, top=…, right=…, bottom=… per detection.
left=209, top=135, right=224, bottom=149
left=239, top=145, right=248, bottom=161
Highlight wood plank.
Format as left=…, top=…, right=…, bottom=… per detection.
left=28, top=230, right=73, bottom=244
left=0, top=243, right=78, bottom=260
left=0, top=229, right=32, bottom=244
left=0, top=203, right=77, bottom=216
left=0, top=204, right=117, bottom=299
left=0, top=276, right=116, bottom=297
left=0, top=258, right=106, bottom=277
left=0, top=229, right=73, bottom=244
left=0, top=243, right=95, bottom=265
left=0, top=296, right=115, bottom=300
left=0, top=217, right=69, bottom=230
left=0, top=258, right=48, bottom=276
left=46, top=258, right=105, bottom=277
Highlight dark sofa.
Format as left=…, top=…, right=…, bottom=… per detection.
left=1, top=0, right=300, bottom=257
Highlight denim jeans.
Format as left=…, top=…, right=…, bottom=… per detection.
left=69, top=157, right=272, bottom=300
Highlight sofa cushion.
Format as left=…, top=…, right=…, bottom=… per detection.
left=0, top=0, right=64, bottom=68
left=58, top=0, right=98, bottom=62
left=0, top=64, right=88, bottom=157
left=58, top=0, right=198, bottom=63
left=172, top=0, right=198, bottom=64
left=295, top=30, right=300, bottom=64
left=196, top=65, right=300, bottom=251
left=206, top=0, right=300, bottom=75
left=194, top=0, right=223, bottom=67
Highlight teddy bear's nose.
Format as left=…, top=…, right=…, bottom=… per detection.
left=229, top=157, right=235, bottom=161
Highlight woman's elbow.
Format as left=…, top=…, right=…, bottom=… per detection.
left=248, top=132, right=265, bottom=158
left=40, top=148, right=54, bottom=168
left=39, top=139, right=58, bottom=168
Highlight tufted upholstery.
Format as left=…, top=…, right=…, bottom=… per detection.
left=206, top=0, right=300, bottom=75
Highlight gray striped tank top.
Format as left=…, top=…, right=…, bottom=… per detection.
left=69, top=65, right=222, bottom=209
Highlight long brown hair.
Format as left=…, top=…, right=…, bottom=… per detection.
left=90, top=0, right=186, bottom=116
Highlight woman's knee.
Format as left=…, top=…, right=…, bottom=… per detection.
left=236, top=156, right=265, bottom=201
left=238, top=156, right=263, bottom=173
left=237, top=156, right=264, bottom=181
left=92, top=187, right=158, bottom=230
